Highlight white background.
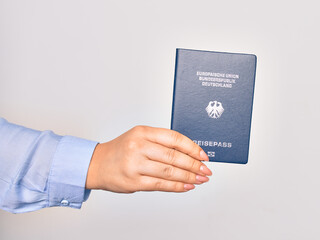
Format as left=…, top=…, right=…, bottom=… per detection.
left=0, top=0, right=319, bottom=239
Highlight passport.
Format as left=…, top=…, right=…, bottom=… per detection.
left=170, top=49, right=257, bottom=164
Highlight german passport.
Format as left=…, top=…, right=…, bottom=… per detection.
left=170, top=49, right=257, bottom=164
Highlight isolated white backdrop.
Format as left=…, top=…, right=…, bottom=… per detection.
left=0, top=0, right=319, bottom=240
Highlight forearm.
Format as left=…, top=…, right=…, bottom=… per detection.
left=0, top=117, right=98, bottom=213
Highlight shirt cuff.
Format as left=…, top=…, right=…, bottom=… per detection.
left=48, top=135, right=98, bottom=209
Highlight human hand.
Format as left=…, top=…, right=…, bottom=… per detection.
left=85, top=126, right=212, bottom=193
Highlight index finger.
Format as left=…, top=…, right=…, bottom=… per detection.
left=144, top=127, right=209, bottom=161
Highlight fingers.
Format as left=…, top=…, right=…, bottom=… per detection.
left=143, top=141, right=212, bottom=176
left=139, top=159, right=209, bottom=184
left=143, top=127, right=209, bottom=162
left=139, top=175, right=195, bottom=192
left=121, top=126, right=212, bottom=193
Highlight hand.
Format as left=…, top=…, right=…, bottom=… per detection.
left=85, top=126, right=212, bottom=193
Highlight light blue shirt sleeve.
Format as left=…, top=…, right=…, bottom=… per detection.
left=0, top=117, right=98, bottom=213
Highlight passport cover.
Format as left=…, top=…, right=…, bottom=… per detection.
left=171, top=48, right=257, bottom=164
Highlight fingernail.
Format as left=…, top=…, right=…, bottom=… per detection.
left=196, top=175, right=209, bottom=182
left=184, top=184, right=195, bottom=190
left=200, top=165, right=212, bottom=176
left=200, top=150, right=209, bottom=161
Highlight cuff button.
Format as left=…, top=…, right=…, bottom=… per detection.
left=61, top=199, right=69, bottom=206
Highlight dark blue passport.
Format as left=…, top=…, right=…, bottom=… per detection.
left=171, top=49, right=257, bottom=164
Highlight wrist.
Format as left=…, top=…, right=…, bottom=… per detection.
left=85, top=143, right=103, bottom=190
